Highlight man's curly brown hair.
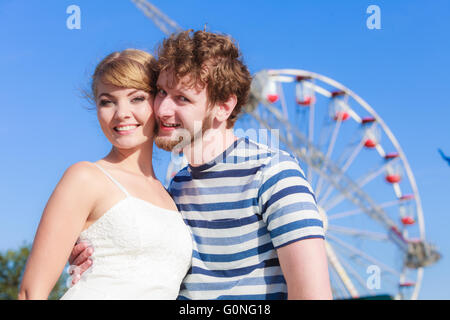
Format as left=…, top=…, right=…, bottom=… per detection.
left=152, top=29, right=252, bottom=128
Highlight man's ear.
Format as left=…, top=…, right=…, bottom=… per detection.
left=214, top=95, right=238, bottom=123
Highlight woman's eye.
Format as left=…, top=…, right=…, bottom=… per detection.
left=99, top=100, right=112, bottom=106
left=179, top=96, right=190, bottom=103
left=131, top=96, right=146, bottom=103
left=157, top=89, right=166, bottom=97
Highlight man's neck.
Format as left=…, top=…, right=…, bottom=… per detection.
left=184, top=128, right=238, bottom=167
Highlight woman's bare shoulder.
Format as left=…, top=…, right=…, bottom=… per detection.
left=55, top=161, right=104, bottom=199
left=60, top=161, right=101, bottom=183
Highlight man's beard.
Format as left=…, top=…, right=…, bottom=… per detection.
left=154, top=114, right=213, bottom=152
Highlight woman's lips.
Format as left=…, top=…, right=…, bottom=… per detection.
left=114, top=124, right=140, bottom=135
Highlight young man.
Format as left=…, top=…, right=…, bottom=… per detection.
left=70, top=30, right=332, bottom=300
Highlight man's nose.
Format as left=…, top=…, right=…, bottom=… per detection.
left=155, top=96, right=176, bottom=118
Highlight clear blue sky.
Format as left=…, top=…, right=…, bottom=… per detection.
left=1, top=0, right=449, bottom=299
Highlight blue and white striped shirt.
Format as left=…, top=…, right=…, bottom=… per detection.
left=169, top=137, right=324, bottom=300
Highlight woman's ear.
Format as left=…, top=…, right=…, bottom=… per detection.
left=214, top=95, right=238, bottom=123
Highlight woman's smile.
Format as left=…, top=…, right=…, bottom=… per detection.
left=113, top=124, right=141, bottom=135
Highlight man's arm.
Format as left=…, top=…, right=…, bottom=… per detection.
left=277, top=238, right=332, bottom=299
left=258, top=152, right=332, bottom=300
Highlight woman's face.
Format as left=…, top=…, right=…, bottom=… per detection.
left=96, top=81, right=155, bottom=151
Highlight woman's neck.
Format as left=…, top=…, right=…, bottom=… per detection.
left=102, top=142, right=156, bottom=179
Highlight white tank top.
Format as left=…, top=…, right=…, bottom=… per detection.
left=60, top=163, right=193, bottom=300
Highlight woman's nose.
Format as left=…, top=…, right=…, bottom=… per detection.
left=115, top=102, right=132, bottom=119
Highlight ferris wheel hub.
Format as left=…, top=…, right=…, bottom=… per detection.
left=405, top=241, right=441, bottom=269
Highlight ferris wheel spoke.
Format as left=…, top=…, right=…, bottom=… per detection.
left=317, top=184, right=338, bottom=208
left=410, top=267, right=423, bottom=300
left=324, top=161, right=402, bottom=213
left=326, top=241, right=359, bottom=299
left=327, top=242, right=376, bottom=296
left=340, top=138, right=365, bottom=173
left=331, top=238, right=401, bottom=289
left=306, top=103, right=316, bottom=183
left=276, top=82, right=290, bottom=127
left=319, top=140, right=365, bottom=206
left=318, top=183, right=338, bottom=208
left=329, top=263, right=350, bottom=299
left=304, top=80, right=318, bottom=183
left=328, top=198, right=407, bottom=221
left=357, top=159, right=399, bottom=186
left=315, top=119, right=343, bottom=199
left=327, top=233, right=401, bottom=277
left=328, top=225, right=389, bottom=241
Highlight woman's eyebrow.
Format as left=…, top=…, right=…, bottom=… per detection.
left=98, top=90, right=144, bottom=100
left=97, top=92, right=114, bottom=99
left=127, top=90, right=141, bottom=96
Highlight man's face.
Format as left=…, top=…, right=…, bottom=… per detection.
left=153, top=70, right=214, bottom=151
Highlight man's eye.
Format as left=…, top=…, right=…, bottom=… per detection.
left=157, top=89, right=166, bottom=96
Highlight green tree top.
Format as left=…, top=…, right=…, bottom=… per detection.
left=0, top=243, right=68, bottom=300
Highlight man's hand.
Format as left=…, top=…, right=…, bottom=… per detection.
left=68, top=241, right=93, bottom=285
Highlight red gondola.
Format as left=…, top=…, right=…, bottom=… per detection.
left=364, top=139, right=377, bottom=148
left=267, top=94, right=279, bottom=103
left=399, top=282, right=415, bottom=288
left=385, top=152, right=399, bottom=160
left=331, top=90, right=346, bottom=98
left=295, top=78, right=315, bottom=106
left=362, top=117, right=376, bottom=124
left=297, top=96, right=315, bottom=106
left=401, top=216, right=416, bottom=225
left=264, top=78, right=279, bottom=104
left=334, top=111, right=350, bottom=121
left=386, top=174, right=401, bottom=184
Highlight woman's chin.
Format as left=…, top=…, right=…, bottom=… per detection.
left=108, top=138, right=153, bottom=151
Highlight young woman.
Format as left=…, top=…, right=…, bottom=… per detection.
left=18, top=49, right=193, bottom=300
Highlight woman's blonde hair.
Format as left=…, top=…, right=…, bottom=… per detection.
left=90, top=49, right=155, bottom=103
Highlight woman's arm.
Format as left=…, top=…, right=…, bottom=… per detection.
left=18, top=162, right=99, bottom=300
left=277, top=238, right=332, bottom=300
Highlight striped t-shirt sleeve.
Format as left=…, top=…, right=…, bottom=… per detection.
left=258, top=153, right=325, bottom=249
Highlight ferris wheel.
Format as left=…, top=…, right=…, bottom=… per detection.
left=238, top=69, right=440, bottom=300
left=164, top=69, right=441, bottom=300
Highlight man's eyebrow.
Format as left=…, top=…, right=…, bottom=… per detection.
left=156, top=79, right=165, bottom=88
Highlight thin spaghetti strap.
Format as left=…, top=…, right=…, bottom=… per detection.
left=92, top=163, right=130, bottom=197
